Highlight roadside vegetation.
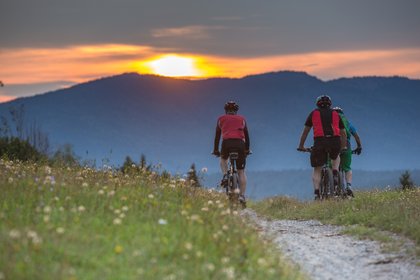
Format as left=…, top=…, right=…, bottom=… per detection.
left=252, top=188, right=420, bottom=256
left=0, top=160, right=302, bottom=280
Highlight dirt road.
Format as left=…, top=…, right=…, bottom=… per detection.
left=243, top=209, right=420, bottom=280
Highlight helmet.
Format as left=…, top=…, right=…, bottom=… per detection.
left=333, top=106, right=344, bottom=114
left=224, top=101, right=239, bottom=112
left=316, top=95, right=332, bottom=108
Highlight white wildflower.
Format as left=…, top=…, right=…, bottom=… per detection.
left=158, top=219, right=167, bottom=225
left=9, top=229, right=21, bottom=239
left=56, top=227, right=65, bottom=234
left=113, top=218, right=122, bottom=225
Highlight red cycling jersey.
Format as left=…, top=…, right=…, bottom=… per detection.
left=218, top=114, right=247, bottom=140
left=305, top=108, right=343, bottom=138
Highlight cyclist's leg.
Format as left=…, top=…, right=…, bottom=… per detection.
left=311, top=138, right=327, bottom=196
left=238, top=169, right=247, bottom=195
left=312, top=166, right=322, bottom=192
left=219, top=158, right=228, bottom=175
left=328, top=137, right=341, bottom=187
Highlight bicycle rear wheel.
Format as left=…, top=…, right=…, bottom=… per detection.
left=321, top=168, right=334, bottom=199
left=228, top=173, right=240, bottom=204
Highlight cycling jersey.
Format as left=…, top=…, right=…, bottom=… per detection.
left=305, top=108, right=344, bottom=138
left=214, top=114, right=250, bottom=152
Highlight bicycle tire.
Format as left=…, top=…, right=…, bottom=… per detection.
left=324, top=168, right=335, bottom=199
left=337, top=170, right=346, bottom=197
left=229, top=172, right=240, bottom=203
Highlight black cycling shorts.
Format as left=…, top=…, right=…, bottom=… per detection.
left=310, top=137, right=341, bottom=167
left=221, top=139, right=246, bottom=169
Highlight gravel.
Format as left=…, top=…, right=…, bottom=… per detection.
left=242, top=209, right=420, bottom=280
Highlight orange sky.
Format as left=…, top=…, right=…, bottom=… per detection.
left=1, top=44, right=420, bottom=102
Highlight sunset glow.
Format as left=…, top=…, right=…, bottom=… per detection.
left=1, top=43, right=420, bottom=102
left=146, top=55, right=201, bottom=77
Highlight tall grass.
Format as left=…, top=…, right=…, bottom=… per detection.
left=0, top=160, right=302, bottom=280
left=252, top=189, right=420, bottom=255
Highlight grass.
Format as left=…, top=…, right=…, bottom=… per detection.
left=252, top=188, right=420, bottom=256
left=0, top=160, right=303, bottom=280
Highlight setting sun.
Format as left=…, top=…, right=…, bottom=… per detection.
left=146, top=55, right=202, bottom=77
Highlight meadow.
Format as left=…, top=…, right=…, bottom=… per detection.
left=0, top=160, right=302, bottom=280
left=252, top=188, right=420, bottom=256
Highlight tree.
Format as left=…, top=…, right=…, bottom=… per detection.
left=121, top=156, right=137, bottom=174
left=400, top=171, right=415, bottom=190
left=140, top=154, right=147, bottom=170
left=51, top=144, right=79, bottom=167
left=187, top=163, right=201, bottom=188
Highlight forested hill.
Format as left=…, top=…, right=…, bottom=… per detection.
left=1, top=71, right=419, bottom=173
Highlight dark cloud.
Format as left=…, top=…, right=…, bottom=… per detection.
left=1, top=0, right=420, bottom=56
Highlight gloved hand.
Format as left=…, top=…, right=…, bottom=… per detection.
left=353, top=146, right=362, bottom=155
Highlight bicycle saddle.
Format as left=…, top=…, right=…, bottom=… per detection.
left=229, top=152, right=239, bottom=160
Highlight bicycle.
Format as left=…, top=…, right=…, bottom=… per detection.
left=213, top=150, right=250, bottom=208
left=299, top=147, right=336, bottom=200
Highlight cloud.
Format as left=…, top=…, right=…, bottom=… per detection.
left=151, top=25, right=224, bottom=39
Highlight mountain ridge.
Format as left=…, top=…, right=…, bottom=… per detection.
left=1, top=71, right=419, bottom=173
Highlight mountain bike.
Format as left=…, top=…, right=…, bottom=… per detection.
left=300, top=148, right=335, bottom=200
left=213, top=150, right=249, bottom=209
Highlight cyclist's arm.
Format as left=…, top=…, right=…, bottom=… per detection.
left=353, top=132, right=362, bottom=148
left=213, top=125, right=222, bottom=152
left=298, top=125, right=311, bottom=149
left=244, top=124, right=250, bottom=151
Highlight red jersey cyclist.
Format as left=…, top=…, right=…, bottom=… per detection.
left=297, top=95, right=347, bottom=200
left=213, top=101, right=250, bottom=204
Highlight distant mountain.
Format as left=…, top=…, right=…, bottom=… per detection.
left=1, top=71, right=420, bottom=174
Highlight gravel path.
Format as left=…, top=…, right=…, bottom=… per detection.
left=242, top=209, right=420, bottom=280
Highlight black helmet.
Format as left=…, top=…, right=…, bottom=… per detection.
left=316, top=95, right=332, bottom=108
left=224, top=101, right=239, bottom=112
left=333, top=106, right=344, bottom=114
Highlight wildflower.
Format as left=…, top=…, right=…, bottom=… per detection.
left=56, top=227, right=65, bottom=234
left=169, top=184, right=176, bottom=188
left=114, top=245, right=123, bottom=254
left=184, top=242, right=193, bottom=251
left=257, top=258, right=267, bottom=266
left=158, top=219, right=167, bottom=225
left=148, top=194, right=154, bottom=199
left=113, top=218, right=122, bottom=225
left=122, top=206, right=129, bottom=212
left=182, top=254, right=189, bottom=260
left=43, top=215, right=50, bottom=223
left=121, top=196, right=128, bottom=201
left=78, top=206, right=86, bottom=212
left=222, top=225, right=229, bottom=231
left=54, top=196, right=60, bottom=201
left=205, top=263, right=215, bottom=271
left=221, top=257, right=230, bottom=264
left=8, top=177, right=13, bottom=183
left=9, top=229, right=21, bottom=239
left=108, top=190, right=115, bottom=196
left=222, top=267, right=235, bottom=279
left=232, top=210, right=238, bottom=215
left=43, top=206, right=52, bottom=213
left=201, top=207, right=209, bottom=212
left=114, top=209, right=121, bottom=215
left=82, top=182, right=88, bottom=188
left=196, top=251, right=203, bottom=258
left=98, top=189, right=105, bottom=195
left=119, top=213, right=126, bottom=219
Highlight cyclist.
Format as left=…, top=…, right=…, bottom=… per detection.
left=213, top=101, right=250, bottom=204
left=333, top=106, right=362, bottom=197
left=297, top=95, right=347, bottom=200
